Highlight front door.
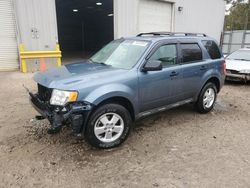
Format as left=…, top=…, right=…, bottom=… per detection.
left=138, top=43, right=183, bottom=112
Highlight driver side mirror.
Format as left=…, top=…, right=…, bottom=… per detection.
left=142, top=60, right=163, bottom=72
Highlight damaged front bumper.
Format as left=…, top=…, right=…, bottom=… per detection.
left=225, top=73, right=250, bottom=82
left=29, top=92, right=93, bottom=134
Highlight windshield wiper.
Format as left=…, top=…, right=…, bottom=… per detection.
left=94, top=61, right=111, bottom=66
left=89, top=59, right=112, bottom=66
left=88, top=59, right=94, bottom=63
left=234, top=58, right=250, bottom=61
left=98, top=62, right=108, bottom=66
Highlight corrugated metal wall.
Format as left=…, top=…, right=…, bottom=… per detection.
left=6, top=0, right=225, bottom=71
left=114, top=0, right=139, bottom=38
left=14, top=0, right=58, bottom=51
left=114, top=0, right=225, bottom=42
left=114, top=0, right=175, bottom=38
left=0, top=0, right=18, bottom=71
left=14, top=0, right=58, bottom=72
left=138, top=0, right=173, bottom=33
left=222, top=30, right=250, bottom=54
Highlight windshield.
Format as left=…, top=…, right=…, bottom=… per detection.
left=227, top=50, right=250, bottom=61
left=90, top=39, right=150, bottom=69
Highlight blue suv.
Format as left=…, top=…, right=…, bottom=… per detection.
left=29, top=32, right=226, bottom=148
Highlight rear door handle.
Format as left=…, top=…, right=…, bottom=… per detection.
left=200, top=66, right=207, bottom=71
left=170, top=71, right=179, bottom=77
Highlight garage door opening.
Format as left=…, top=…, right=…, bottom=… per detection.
left=55, top=0, right=114, bottom=64
left=139, top=0, right=173, bottom=33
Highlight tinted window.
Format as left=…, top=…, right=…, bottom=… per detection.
left=149, top=44, right=177, bottom=67
left=181, top=43, right=202, bottom=63
left=202, top=40, right=222, bottom=59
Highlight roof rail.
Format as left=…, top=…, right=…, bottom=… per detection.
left=137, top=32, right=207, bottom=37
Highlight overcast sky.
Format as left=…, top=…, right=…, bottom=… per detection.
left=225, top=0, right=249, bottom=15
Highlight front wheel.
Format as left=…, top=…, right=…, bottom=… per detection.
left=196, top=82, right=217, bottom=113
left=85, top=103, right=132, bottom=149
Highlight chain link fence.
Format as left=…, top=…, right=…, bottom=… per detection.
left=222, top=30, right=250, bottom=55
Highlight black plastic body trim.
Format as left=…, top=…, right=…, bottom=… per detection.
left=29, top=92, right=93, bottom=134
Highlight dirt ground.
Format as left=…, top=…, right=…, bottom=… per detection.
left=0, top=71, right=250, bottom=188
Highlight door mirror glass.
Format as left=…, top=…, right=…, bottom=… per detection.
left=142, top=60, right=163, bottom=71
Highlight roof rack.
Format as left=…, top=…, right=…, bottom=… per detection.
left=137, top=32, right=207, bottom=37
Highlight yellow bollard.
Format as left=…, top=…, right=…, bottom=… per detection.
left=19, top=44, right=27, bottom=73
left=19, top=44, right=62, bottom=73
left=56, top=44, right=62, bottom=67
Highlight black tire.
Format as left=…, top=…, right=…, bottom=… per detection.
left=196, top=82, right=217, bottom=113
left=85, top=103, right=132, bottom=149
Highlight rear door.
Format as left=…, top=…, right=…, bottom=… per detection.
left=179, top=42, right=207, bottom=100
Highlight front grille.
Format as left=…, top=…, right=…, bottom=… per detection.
left=38, top=84, right=52, bottom=102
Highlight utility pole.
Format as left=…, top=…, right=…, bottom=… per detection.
left=243, top=0, right=250, bottom=30
left=241, top=0, right=250, bottom=48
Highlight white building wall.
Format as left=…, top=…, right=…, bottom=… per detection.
left=14, top=0, right=58, bottom=51
left=115, top=0, right=225, bottom=42
left=138, top=0, right=173, bottom=33
left=13, top=0, right=59, bottom=71
left=14, top=0, right=225, bottom=50
left=174, top=0, right=225, bottom=42
left=114, top=0, right=139, bottom=38
left=114, top=0, right=176, bottom=38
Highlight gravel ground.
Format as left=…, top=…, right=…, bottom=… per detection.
left=0, top=71, right=250, bottom=188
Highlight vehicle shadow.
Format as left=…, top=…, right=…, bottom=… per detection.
left=225, top=80, right=250, bottom=86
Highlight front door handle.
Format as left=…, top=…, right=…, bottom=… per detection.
left=200, top=66, right=207, bottom=71
left=170, top=71, right=179, bottom=77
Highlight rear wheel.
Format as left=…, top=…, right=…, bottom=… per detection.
left=85, top=103, right=132, bottom=148
left=196, top=82, right=217, bottom=113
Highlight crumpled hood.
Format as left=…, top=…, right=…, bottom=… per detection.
left=226, top=59, right=250, bottom=71
left=34, top=61, right=127, bottom=89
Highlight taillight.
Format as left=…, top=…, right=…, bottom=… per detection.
left=223, top=60, right=226, bottom=74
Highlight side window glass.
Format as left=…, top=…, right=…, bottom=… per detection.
left=149, top=44, right=177, bottom=67
left=181, top=43, right=202, bottom=63
left=202, top=40, right=222, bottom=59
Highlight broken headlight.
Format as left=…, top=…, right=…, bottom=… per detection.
left=50, top=89, right=78, bottom=106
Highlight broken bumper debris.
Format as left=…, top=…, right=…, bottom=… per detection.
left=29, top=91, right=93, bottom=134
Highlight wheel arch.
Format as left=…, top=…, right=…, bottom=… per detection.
left=205, top=77, right=220, bottom=92
left=195, top=76, right=221, bottom=101
left=93, top=96, right=135, bottom=121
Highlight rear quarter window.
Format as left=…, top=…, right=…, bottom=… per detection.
left=180, top=43, right=203, bottom=63
left=202, top=40, right=222, bottom=59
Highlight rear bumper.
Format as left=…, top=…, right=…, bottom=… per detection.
left=29, top=92, right=93, bottom=134
left=226, top=73, right=250, bottom=82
